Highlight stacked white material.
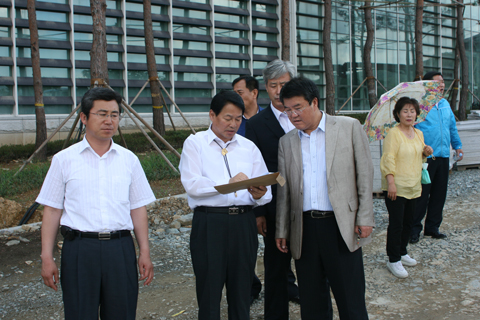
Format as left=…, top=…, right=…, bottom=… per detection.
left=369, top=140, right=384, bottom=193
left=467, top=110, right=480, bottom=120
left=456, top=120, right=480, bottom=168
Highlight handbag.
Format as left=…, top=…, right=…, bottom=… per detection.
left=421, top=163, right=431, bottom=184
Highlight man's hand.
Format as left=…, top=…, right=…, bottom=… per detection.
left=355, top=226, right=373, bottom=238
left=248, top=185, right=267, bottom=200
left=276, top=238, right=288, bottom=253
left=138, top=252, right=154, bottom=286
left=229, top=172, right=248, bottom=183
left=256, top=216, right=267, bottom=236
left=41, top=257, right=59, bottom=291
left=456, top=149, right=464, bottom=161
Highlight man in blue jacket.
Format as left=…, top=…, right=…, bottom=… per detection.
left=410, top=71, right=463, bottom=243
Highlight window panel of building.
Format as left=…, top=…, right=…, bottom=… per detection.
left=253, top=61, right=268, bottom=70
left=216, top=28, right=247, bottom=39
left=0, top=7, right=10, bottom=18
left=127, top=70, right=168, bottom=80
left=127, top=36, right=168, bottom=48
left=215, top=44, right=247, bottom=54
left=0, top=27, right=10, bottom=38
left=253, top=46, right=276, bottom=56
left=128, top=53, right=167, bottom=64
left=216, top=74, right=239, bottom=83
left=175, top=56, right=210, bottom=66
left=74, top=14, right=121, bottom=27
left=173, top=40, right=209, bottom=51
left=215, top=13, right=247, bottom=24
left=175, top=72, right=210, bottom=82
left=173, top=24, right=209, bottom=35
left=253, top=32, right=276, bottom=42
left=125, top=2, right=167, bottom=14
left=18, top=86, right=71, bottom=97
left=16, top=29, right=69, bottom=41
left=16, top=9, right=68, bottom=23
left=17, top=67, right=70, bottom=78
left=17, top=47, right=70, bottom=60
left=19, top=105, right=72, bottom=115
left=252, top=3, right=276, bottom=13
left=126, top=19, right=168, bottom=32
left=297, top=29, right=321, bottom=43
left=215, top=59, right=247, bottom=68
left=0, top=66, right=11, bottom=77
left=0, top=85, right=12, bottom=96
left=174, top=8, right=209, bottom=20
left=215, top=0, right=247, bottom=10
left=0, top=46, right=10, bottom=57
left=175, top=88, right=211, bottom=98
left=176, top=0, right=208, bottom=4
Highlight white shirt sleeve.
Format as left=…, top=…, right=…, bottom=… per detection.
left=36, top=155, right=66, bottom=210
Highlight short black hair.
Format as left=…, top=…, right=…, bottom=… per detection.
left=232, top=76, right=259, bottom=92
left=210, top=90, right=245, bottom=115
left=81, top=87, right=122, bottom=119
left=423, top=71, right=443, bottom=81
left=393, top=97, right=420, bottom=122
left=279, top=76, right=319, bottom=105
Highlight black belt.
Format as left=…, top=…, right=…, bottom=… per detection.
left=195, top=206, right=253, bottom=215
left=61, top=226, right=131, bottom=241
left=303, top=210, right=334, bottom=219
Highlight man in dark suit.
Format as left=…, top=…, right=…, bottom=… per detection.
left=245, top=59, right=300, bottom=319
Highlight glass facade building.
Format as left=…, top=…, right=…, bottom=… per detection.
left=0, top=0, right=479, bottom=125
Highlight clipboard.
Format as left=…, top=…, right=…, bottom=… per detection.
left=214, top=172, right=285, bottom=195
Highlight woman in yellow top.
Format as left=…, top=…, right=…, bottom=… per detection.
left=380, top=97, right=433, bottom=279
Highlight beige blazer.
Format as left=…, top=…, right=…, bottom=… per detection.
left=276, top=114, right=375, bottom=260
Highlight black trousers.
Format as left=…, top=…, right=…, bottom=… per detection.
left=263, top=218, right=299, bottom=320
left=61, top=234, right=138, bottom=320
left=411, top=157, right=449, bottom=236
left=384, top=192, right=417, bottom=262
left=295, top=215, right=367, bottom=320
left=190, top=210, right=257, bottom=320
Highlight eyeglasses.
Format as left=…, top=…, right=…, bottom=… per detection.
left=90, top=112, right=122, bottom=120
left=284, top=105, right=307, bottom=117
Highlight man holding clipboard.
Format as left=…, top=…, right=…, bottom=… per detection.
left=179, top=90, right=273, bottom=320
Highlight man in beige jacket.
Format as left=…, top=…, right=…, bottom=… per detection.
left=275, top=77, right=375, bottom=320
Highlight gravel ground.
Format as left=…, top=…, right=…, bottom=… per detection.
left=1, top=169, right=479, bottom=319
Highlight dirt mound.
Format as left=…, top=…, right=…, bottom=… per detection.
left=0, top=198, right=42, bottom=229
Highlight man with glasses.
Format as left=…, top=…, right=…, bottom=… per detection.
left=275, top=77, right=374, bottom=319
left=38, top=87, right=155, bottom=320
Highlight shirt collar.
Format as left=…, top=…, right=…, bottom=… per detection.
left=207, top=126, right=239, bottom=147
left=78, top=136, right=117, bottom=156
left=270, top=102, right=285, bottom=122
left=298, top=111, right=326, bottom=138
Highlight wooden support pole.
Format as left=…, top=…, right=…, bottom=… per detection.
left=14, top=103, right=82, bottom=177
left=336, top=77, right=369, bottom=115
left=121, top=101, right=178, bottom=173
left=62, top=111, right=81, bottom=150
left=156, top=79, right=196, bottom=134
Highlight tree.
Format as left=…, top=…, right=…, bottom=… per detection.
left=27, top=0, right=47, bottom=161
left=144, top=0, right=165, bottom=135
left=90, top=0, right=108, bottom=86
left=456, top=1, right=468, bottom=121
left=414, top=0, right=424, bottom=80
left=449, top=45, right=459, bottom=111
left=281, top=0, right=290, bottom=60
left=323, top=0, right=335, bottom=115
left=363, top=0, right=377, bottom=108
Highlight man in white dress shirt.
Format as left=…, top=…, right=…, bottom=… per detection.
left=38, top=88, right=156, bottom=320
left=179, top=90, right=272, bottom=320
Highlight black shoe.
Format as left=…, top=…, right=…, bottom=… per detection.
left=289, top=295, right=300, bottom=304
left=250, top=294, right=259, bottom=305
left=409, top=234, right=420, bottom=244
left=424, top=231, right=447, bottom=239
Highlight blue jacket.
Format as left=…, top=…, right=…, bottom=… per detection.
left=415, top=98, right=462, bottom=158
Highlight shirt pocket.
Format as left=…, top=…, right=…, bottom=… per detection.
left=235, top=161, right=253, bottom=177
left=112, top=176, right=131, bottom=203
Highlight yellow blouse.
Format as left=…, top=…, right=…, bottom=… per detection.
left=380, top=126, right=425, bottom=199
